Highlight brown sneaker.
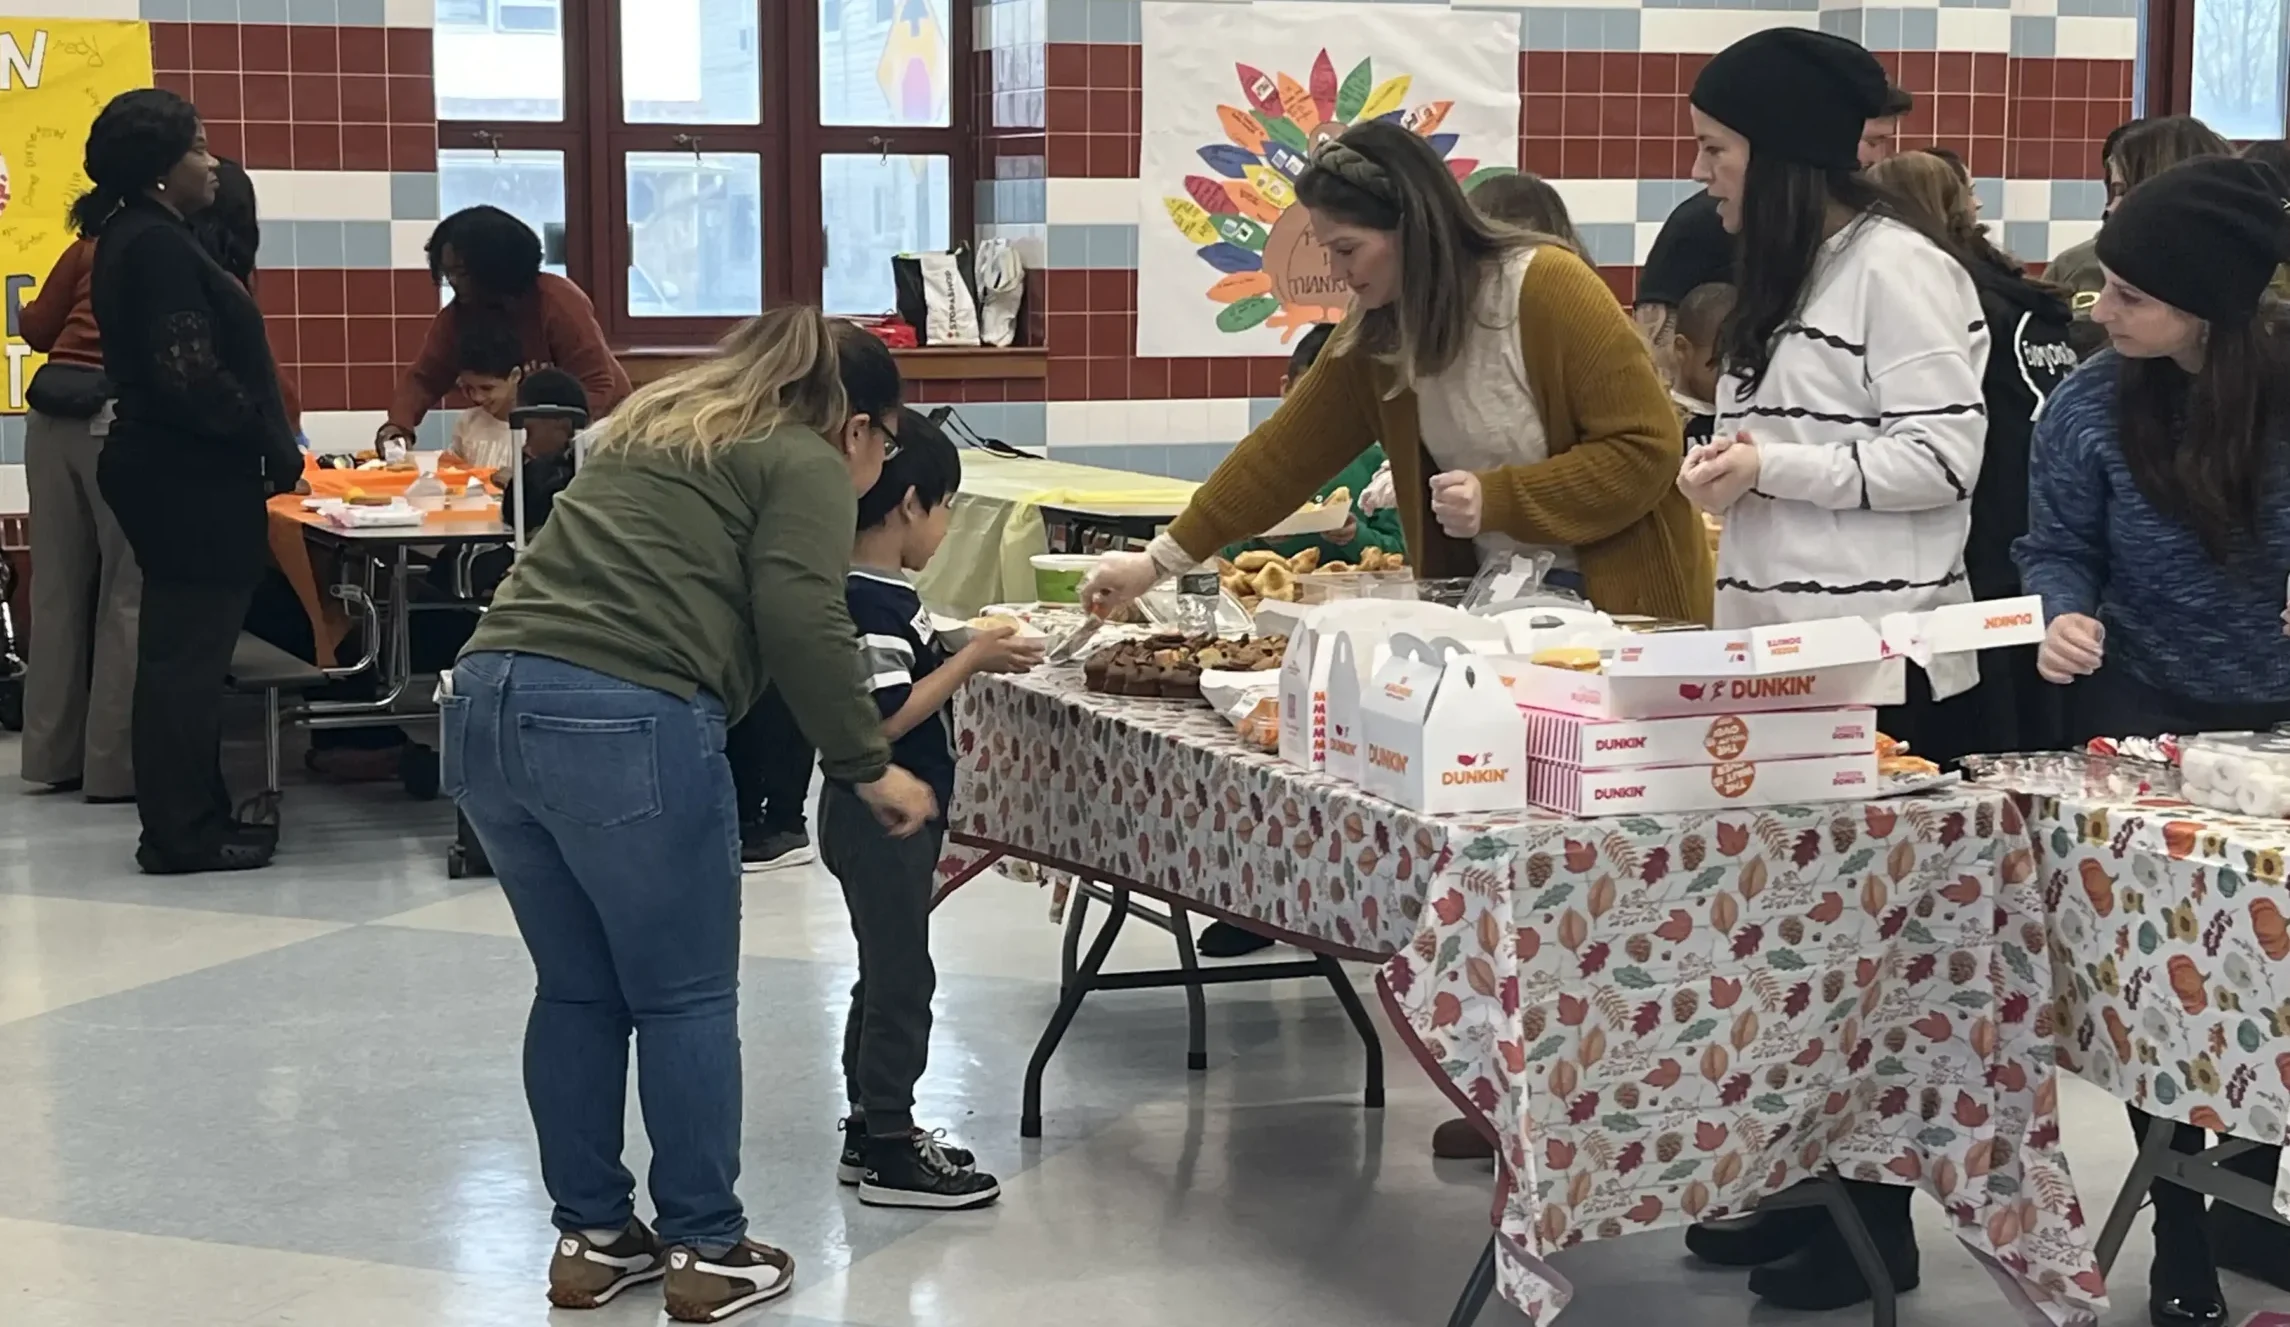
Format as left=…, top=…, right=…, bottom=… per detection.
left=664, top=1238, right=796, bottom=1322
left=547, top=1219, right=666, bottom=1308
left=1431, top=1117, right=1496, bottom=1160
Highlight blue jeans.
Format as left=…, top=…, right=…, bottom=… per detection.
left=443, top=650, right=747, bottom=1251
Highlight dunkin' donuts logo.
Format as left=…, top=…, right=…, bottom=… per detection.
left=1678, top=676, right=1818, bottom=702
left=1442, top=751, right=1508, bottom=785
left=1366, top=744, right=1408, bottom=773
left=1710, top=760, right=1757, bottom=798
left=1593, top=734, right=1648, bottom=752
left=1984, top=611, right=2034, bottom=630
left=1703, top=714, right=1749, bottom=760
left=1593, top=784, right=1646, bottom=801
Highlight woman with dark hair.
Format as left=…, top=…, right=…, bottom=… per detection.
left=2017, top=155, right=2290, bottom=1327
left=449, top=310, right=935, bottom=1320
left=1081, top=118, right=1708, bottom=625
left=190, top=158, right=304, bottom=436
left=80, top=89, right=301, bottom=874
left=18, top=180, right=137, bottom=802
left=1670, top=30, right=1989, bottom=1310
left=1869, top=149, right=2073, bottom=750
left=2052, top=117, right=2229, bottom=356
left=380, top=205, right=629, bottom=448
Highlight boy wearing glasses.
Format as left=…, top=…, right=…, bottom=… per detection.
left=823, top=407, right=1040, bottom=1207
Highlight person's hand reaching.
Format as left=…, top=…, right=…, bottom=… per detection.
left=960, top=626, right=1045, bottom=676
left=2038, top=613, right=2106, bottom=684
left=856, top=766, right=937, bottom=837
left=1428, top=471, right=1483, bottom=539
left=1358, top=463, right=1396, bottom=515
left=1079, top=550, right=1160, bottom=618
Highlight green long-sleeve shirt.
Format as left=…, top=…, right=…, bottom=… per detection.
left=1225, top=443, right=1406, bottom=564
left=465, top=425, right=892, bottom=785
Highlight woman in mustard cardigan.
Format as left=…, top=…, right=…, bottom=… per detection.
left=1082, top=121, right=1710, bottom=624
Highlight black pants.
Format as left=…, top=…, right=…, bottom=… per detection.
left=819, top=782, right=941, bottom=1135
left=135, top=574, right=258, bottom=859
left=727, top=685, right=815, bottom=834
left=2065, top=664, right=2290, bottom=745
left=1879, top=662, right=1992, bottom=770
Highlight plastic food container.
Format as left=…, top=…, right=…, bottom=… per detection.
left=2178, top=732, right=2290, bottom=817
left=1295, top=570, right=1416, bottom=604
left=1031, top=554, right=1098, bottom=604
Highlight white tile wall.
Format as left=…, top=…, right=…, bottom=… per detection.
left=247, top=170, right=396, bottom=223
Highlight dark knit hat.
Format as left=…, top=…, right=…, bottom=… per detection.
left=1638, top=192, right=1733, bottom=306
left=1690, top=30, right=1890, bottom=172
left=2096, top=156, right=2290, bottom=322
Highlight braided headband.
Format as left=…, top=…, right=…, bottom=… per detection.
left=1309, top=140, right=1397, bottom=204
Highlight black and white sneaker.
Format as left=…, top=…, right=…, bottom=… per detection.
left=740, top=828, right=815, bottom=874
left=837, top=1115, right=973, bottom=1185
left=857, top=1130, right=1000, bottom=1210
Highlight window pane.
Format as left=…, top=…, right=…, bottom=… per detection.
left=436, top=0, right=563, bottom=121
left=438, top=148, right=569, bottom=279
left=623, top=0, right=761, bottom=125
left=2192, top=0, right=2287, bottom=138
left=821, top=153, right=950, bottom=314
left=627, top=152, right=764, bottom=318
left=821, top=0, right=952, bottom=126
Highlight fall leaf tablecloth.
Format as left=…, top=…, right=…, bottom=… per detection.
left=944, top=669, right=2105, bottom=1325
left=2022, top=792, right=2290, bottom=1220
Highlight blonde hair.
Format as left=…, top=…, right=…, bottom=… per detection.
left=587, top=306, right=848, bottom=462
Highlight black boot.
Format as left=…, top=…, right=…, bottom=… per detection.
left=2209, top=1143, right=2289, bottom=1293
left=1748, top=1180, right=1919, bottom=1312
left=1683, top=1182, right=1826, bottom=1267
left=1198, top=921, right=1276, bottom=957
left=2137, top=1108, right=2227, bottom=1327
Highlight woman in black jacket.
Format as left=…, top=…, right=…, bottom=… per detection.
left=82, top=89, right=302, bottom=874
left=1872, top=148, right=2075, bottom=751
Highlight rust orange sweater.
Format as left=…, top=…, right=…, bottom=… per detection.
left=1166, top=244, right=1713, bottom=623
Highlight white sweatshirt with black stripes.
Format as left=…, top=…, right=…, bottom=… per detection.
left=1713, top=214, right=1991, bottom=696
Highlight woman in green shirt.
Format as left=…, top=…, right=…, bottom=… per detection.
left=448, top=310, right=935, bottom=1322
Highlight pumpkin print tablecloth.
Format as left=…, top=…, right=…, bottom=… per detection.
left=943, top=669, right=2105, bottom=1325
left=2026, top=793, right=2290, bottom=1219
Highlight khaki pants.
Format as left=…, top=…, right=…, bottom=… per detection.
left=21, top=408, right=140, bottom=798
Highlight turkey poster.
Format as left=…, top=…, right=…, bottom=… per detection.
left=1135, top=2, right=1520, bottom=358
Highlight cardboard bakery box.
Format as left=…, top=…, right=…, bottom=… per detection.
left=1357, top=641, right=1527, bottom=814
left=1277, top=600, right=1506, bottom=770
left=1524, top=706, right=1877, bottom=770
left=1529, top=751, right=1879, bottom=816
left=1880, top=595, right=2046, bottom=658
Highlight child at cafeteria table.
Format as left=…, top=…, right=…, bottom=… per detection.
left=824, top=406, right=1040, bottom=1209
left=443, top=313, right=531, bottom=473
left=1668, top=282, right=1733, bottom=451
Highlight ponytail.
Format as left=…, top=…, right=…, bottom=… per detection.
left=68, top=184, right=124, bottom=238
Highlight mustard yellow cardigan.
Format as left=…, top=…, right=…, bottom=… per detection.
left=1166, top=244, right=1714, bottom=624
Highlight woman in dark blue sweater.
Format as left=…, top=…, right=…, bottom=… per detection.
left=2015, top=155, right=2290, bottom=1327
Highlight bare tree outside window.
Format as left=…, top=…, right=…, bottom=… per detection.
left=2192, top=0, right=2289, bottom=138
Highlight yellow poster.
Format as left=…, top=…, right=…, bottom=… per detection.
left=0, top=18, right=153, bottom=413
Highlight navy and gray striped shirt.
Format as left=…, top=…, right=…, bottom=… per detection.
left=843, top=568, right=956, bottom=814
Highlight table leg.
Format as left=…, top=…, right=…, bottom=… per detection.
left=1811, top=1173, right=1897, bottom=1327
left=1167, top=903, right=1209, bottom=1072
left=1315, top=954, right=1384, bottom=1110
left=1445, top=1234, right=1497, bottom=1327
left=1025, top=881, right=1130, bottom=1138
left=2093, top=1108, right=2187, bottom=1275
left=1059, top=887, right=1090, bottom=995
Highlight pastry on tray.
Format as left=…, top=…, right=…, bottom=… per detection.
left=1081, top=633, right=1287, bottom=701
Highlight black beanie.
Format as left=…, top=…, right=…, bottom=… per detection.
left=1638, top=192, right=1734, bottom=306
left=1691, top=30, right=1890, bottom=172
left=2096, top=157, right=2290, bottom=323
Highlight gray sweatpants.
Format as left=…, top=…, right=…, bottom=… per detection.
left=21, top=407, right=139, bottom=798
left=818, top=781, right=942, bottom=1137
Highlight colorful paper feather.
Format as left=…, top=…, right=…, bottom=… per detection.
left=1163, top=197, right=1218, bottom=245
left=1211, top=213, right=1270, bottom=251
left=1184, top=174, right=1235, bottom=214
left=1406, top=100, right=1453, bottom=136
left=1205, top=271, right=1274, bottom=303
left=1198, top=142, right=1259, bottom=179
left=1358, top=74, right=1410, bottom=122
left=1216, top=293, right=1281, bottom=332
left=1276, top=73, right=1318, bottom=132
left=1242, top=165, right=1296, bottom=209
left=1197, top=242, right=1264, bottom=274
left=1234, top=63, right=1281, bottom=117
left=1218, top=104, right=1268, bottom=156
left=1335, top=58, right=1371, bottom=122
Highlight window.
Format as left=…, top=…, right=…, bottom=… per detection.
left=436, top=0, right=971, bottom=344
left=2190, top=0, right=2288, bottom=137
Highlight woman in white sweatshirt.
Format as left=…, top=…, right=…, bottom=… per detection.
left=1671, top=26, right=1990, bottom=1314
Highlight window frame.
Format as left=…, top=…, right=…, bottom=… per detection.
left=2145, top=0, right=2290, bottom=135
left=436, top=0, right=974, bottom=348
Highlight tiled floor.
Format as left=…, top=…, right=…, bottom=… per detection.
left=2, top=726, right=2285, bottom=1327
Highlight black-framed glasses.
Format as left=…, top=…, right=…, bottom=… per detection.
left=876, top=412, right=902, bottom=462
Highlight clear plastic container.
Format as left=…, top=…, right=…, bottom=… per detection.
left=2178, top=732, right=2290, bottom=817
left=1961, top=750, right=2183, bottom=802
left=404, top=452, right=449, bottom=511
left=1295, top=569, right=1416, bottom=604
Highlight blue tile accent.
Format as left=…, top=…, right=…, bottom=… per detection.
left=390, top=172, right=440, bottom=221
left=2010, top=15, right=2055, bottom=56
left=287, top=0, right=338, bottom=20
left=2060, top=0, right=2136, bottom=15
left=1247, top=397, right=1282, bottom=429
left=343, top=221, right=393, bottom=268
left=187, top=0, right=237, bottom=18
left=1084, top=0, right=1138, bottom=42
left=1044, top=0, right=1088, bottom=42
left=1084, top=224, right=1137, bottom=268
left=1522, top=7, right=1636, bottom=51
left=1044, top=225, right=1091, bottom=269
left=295, top=221, right=347, bottom=268
left=1163, top=442, right=1237, bottom=481
left=141, top=0, right=193, bottom=19
left=1863, top=8, right=1901, bottom=48
left=1900, top=7, right=1938, bottom=48
left=1638, top=179, right=1702, bottom=222
left=242, top=0, right=290, bottom=19
left=2003, top=221, right=2050, bottom=263
left=0, top=414, right=26, bottom=466
left=1974, top=177, right=2004, bottom=219
left=2050, top=179, right=2106, bottom=221
left=1576, top=222, right=1637, bottom=267
left=1819, top=8, right=1864, bottom=42
left=339, top=0, right=384, bottom=20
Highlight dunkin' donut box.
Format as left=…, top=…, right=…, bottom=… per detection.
left=1528, top=751, right=1880, bottom=816
left=1523, top=707, right=1877, bottom=770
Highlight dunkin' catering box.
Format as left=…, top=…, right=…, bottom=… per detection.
left=1505, top=599, right=2047, bottom=721
left=1529, top=751, right=1879, bottom=816
left=1278, top=601, right=1506, bottom=771
left=1356, top=642, right=1527, bottom=814
left=1524, top=706, right=1876, bottom=770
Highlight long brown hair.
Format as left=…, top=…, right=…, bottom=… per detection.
left=1294, top=121, right=1556, bottom=387
left=1867, top=150, right=2030, bottom=280
left=2110, top=116, right=2232, bottom=192
left=2117, top=307, right=2290, bottom=562
left=1467, top=172, right=1585, bottom=254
